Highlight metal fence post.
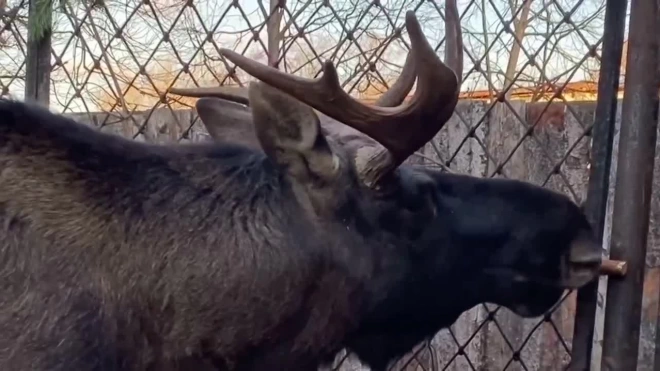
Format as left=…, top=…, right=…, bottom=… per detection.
left=600, top=0, right=660, bottom=369
left=568, top=0, right=628, bottom=369
left=25, top=0, right=52, bottom=106
left=653, top=1, right=660, bottom=369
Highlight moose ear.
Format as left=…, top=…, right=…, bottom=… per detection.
left=195, top=97, right=261, bottom=149
left=248, top=81, right=341, bottom=207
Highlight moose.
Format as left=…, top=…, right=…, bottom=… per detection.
left=0, top=4, right=601, bottom=371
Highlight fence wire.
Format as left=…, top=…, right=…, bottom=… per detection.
left=0, top=0, right=613, bottom=370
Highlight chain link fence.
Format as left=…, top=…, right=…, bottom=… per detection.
left=2, top=0, right=657, bottom=370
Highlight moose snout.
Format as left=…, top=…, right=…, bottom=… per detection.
left=561, top=233, right=602, bottom=289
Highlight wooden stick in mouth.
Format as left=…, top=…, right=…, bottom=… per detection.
left=599, top=259, right=627, bottom=277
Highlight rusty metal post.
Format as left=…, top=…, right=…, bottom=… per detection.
left=600, top=0, right=660, bottom=369
left=567, top=0, right=628, bottom=369
left=653, top=2, right=660, bottom=370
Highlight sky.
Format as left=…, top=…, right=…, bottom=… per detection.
left=0, top=0, right=629, bottom=114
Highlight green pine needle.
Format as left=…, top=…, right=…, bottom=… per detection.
left=29, top=0, right=103, bottom=42
left=29, top=0, right=54, bottom=41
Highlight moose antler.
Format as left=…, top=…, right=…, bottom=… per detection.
left=218, top=10, right=461, bottom=185
left=168, top=5, right=462, bottom=186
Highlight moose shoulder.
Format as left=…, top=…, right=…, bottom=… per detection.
left=0, top=10, right=600, bottom=371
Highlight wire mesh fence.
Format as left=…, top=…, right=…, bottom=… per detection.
left=2, top=0, right=653, bottom=370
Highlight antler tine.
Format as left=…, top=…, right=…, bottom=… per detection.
left=168, top=86, right=250, bottom=106
left=167, top=48, right=415, bottom=110
left=218, top=11, right=459, bottom=168
left=374, top=52, right=415, bottom=107
left=167, top=56, right=413, bottom=109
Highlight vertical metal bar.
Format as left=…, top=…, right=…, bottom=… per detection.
left=25, top=0, right=52, bottom=106
left=653, top=2, right=660, bottom=370
left=600, top=0, right=660, bottom=369
left=567, top=0, right=628, bottom=369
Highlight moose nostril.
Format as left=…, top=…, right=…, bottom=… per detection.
left=569, top=239, right=602, bottom=265
left=560, top=236, right=602, bottom=289
left=570, top=250, right=602, bottom=265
